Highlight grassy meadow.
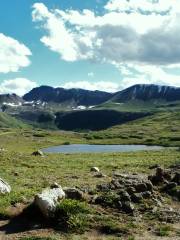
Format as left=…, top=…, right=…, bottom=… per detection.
left=0, top=111, right=179, bottom=239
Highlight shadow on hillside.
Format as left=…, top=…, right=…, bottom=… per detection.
left=0, top=204, right=50, bottom=234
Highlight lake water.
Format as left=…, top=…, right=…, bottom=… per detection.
left=42, top=144, right=164, bottom=154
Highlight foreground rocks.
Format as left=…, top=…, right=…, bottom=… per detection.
left=33, top=165, right=180, bottom=223
left=0, top=178, right=11, bottom=194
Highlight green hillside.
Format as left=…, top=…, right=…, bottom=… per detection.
left=85, top=111, right=180, bottom=147
left=0, top=112, right=28, bottom=129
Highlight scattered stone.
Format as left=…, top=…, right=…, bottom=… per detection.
left=172, top=172, right=180, bottom=185
left=96, top=183, right=111, bottom=192
left=94, top=172, right=106, bottom=178
left=141, top=191, right=152, bottom=199
left=63, top=187, right=84, bottom=200
left=162, top=182, right=177, bottom=192
left=32, top=150, right=44, bottom=157
left=111, top=179, right=122, bottom=189
left=34, top=184, right=65, bottom=218
left=0, top=178, right=11, bottom=194
left=131, top=193, right=143, bottom=203
left=118, top=190, right=131, bottom=202
left=122, top=201, right=135, bottom=213
left=90, top=167, right=100, bottom=173
left=135, top=183, right=147, bottom=193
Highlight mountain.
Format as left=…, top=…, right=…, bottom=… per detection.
left=23, top=86, right=113, bottom=106
left=111, top=84, right=180, bottom=103
left=0, top=94, right=23, bottom=106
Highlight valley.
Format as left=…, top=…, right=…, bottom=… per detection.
left=0, top=84, right=179, bottom=240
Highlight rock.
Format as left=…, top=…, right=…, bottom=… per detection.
left=90, top=167, right=100, bottom=173
left=145, top=181, right=153, bottom=192
left=111, top=179, right=122, bottom=189
left=162, top=182, right=177, bottom=192
left=126, top=186, right=136, bottom=195
left=131, top=193, right=143, bottom=203
left=118, top=190, right=131, bottom=201
left=122, top=201, right=135, bottom=213
left=94, top=172, right=106, bottom=178
left=63, top=187, right=84, bottom=200
left=96, top=183, right=111, bottom=192
left=32, top=150, right=44, bottom=156
left=0, top=178, right=11, bottom=194
left=35, top=184, right=65, bottom=218
left=135, top=183, right=147, bottom=193
left=172, top=172, right=180, bottom=185
left=141, top=191, right=152, bottom=199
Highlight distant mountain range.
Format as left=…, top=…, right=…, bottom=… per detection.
left=111, top=84, right=180, bottom=102
left=23, top=86, right=112, bottom=106
left=0, top=84, right=180, bottom=108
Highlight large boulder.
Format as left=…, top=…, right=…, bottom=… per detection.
left=0, top=178, right=11, bottom=194
left=34, top=184, right=65, bottom=218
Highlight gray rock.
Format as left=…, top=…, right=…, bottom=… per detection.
left=172, top=172, right=180, bottom=185
left=141, top=191, right=152, bottom=199
left=0, top=178, right=11, bottom=194
left=135, top=183, right=147, bottom=193
left=63, top=187, right=84, bottom=200
left=122, top=201, right=135, bottom=213
left=32, top=150, right=44, bottom=156
left=91, top=167, right=100, bottom=173
left=162, top=182, right=177, bottom=192
left=131, top=193, right=143, bottom=203
left=94, top=172, right=106, bottom=178
left=35, top=184, right=65, bottom=218
left=118, top=190, right=131, bottom=201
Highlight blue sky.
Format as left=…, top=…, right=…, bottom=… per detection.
left=0, top=0, right=180, bottom=95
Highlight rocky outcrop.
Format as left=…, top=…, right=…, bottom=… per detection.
left=34, top=184, right=65, bottom=218
left=0, top=178, right=11, bottom=194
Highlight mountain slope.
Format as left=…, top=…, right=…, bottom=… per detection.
left=0, top=94, right=23, bottom=106
left=23, top=86, right=113, bottom=106
left=111, top=84, right=180, bottom=102
left=0, top=112, right=27, bottom=129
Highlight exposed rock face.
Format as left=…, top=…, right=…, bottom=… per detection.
left=23, top=86, right=112, bottom=106
left=35, top=184, right=65, bottom=218
left=0, top=178, right=11, bottom=194
left=111, top=84, right=180, bottom=102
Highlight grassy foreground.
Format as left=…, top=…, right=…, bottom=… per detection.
left=0, top=127, right=179, bottom=239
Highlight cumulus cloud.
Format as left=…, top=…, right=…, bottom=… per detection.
left=0, top=33, right=32, bottom=73
left=60, top=81, right=119, bottom=92
left=0, top=78, right=37, bottom=96
left=32, top=1, right=180, bottom=88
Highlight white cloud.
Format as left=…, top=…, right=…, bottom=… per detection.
left=0, top=33, right=32, bottom=73
left=32, top=1, right=180, bottom=88
left=0, top=78, right=37, bottom=96
left=60, top=81, right=119, bottom=92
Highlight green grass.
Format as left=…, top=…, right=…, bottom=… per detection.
left=55, top=199, right=90, bottom=233
left=86, top=111, right=180, bottom=147
left=0, top=112, right=28, bottom=129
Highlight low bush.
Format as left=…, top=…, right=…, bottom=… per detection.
left=54, top=199, right=90, bottom=233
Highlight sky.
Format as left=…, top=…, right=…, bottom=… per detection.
left=0, top=0, right=180, bottom=95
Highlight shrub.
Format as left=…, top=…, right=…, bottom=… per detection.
left=156, top=225, right=171, bottom=236
left=54, top=199, right=90, bottom=233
